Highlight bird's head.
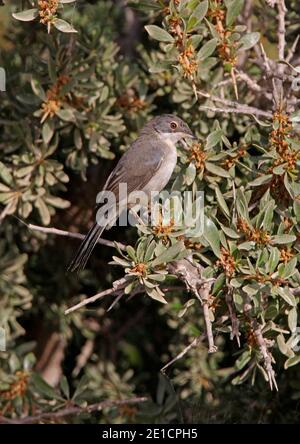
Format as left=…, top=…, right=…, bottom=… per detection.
left=144, top=114, right=196, bottom=144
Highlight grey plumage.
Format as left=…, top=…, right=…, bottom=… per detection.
left=68, top=114, right=195, bottom=272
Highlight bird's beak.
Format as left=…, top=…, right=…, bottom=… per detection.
left=184, top=128, right=197, bottom=140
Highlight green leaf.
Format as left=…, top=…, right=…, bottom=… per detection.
left=146, top=286, right=167, bottom=304
left=206, top=130, right=223, bottom=149
left=203, top=216, right=221, bottom=257
left=215, top=186, right=230, bottom=218
left=225, top=0, right=244, bottom=26
left=288, top=307, right=297, bottom=333
left=152, top=241, right=185, bottom=267
left=42, top=121, right=54, bottom=145
left=239, top=32, right=260, bottom=51
left=53, top=19, right=77, bottom=33
left=205, top=162, right=231, bottom=178
left=0, top=161, right=13, bottom=186
left=44, top=196, right=70, bottom=209
left=198, top=38, right=218, bottom=60
left=248, top=174, right=272, bottom=186
left=192, top=0, right=208, bottom=22
left=56, top=108, right=76, bottom=122
left=277, top=287, right=297, bottom=307
left=31, top=78, right=46, bottom=101
left=271, top=234, right=296, bottom=245
left=12, top=9, right=38, bottom=22
left=278, top=257, right=297, bottom=279
left=35, top=198, right=51, bottom=225
left=284, top=355, right=300, bottom=369
left=145, top=25, right=174, bottom=43
left=267, top=247, right=280, bottom=273
left=72, top=375, right=89, bottom=401
left=31, top=373, right=63, bottom=400
left=60, top=376, right=70, bottom=399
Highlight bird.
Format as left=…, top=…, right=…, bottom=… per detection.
left=68, top=114, right=196, bottom=272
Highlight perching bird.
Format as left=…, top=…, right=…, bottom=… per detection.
left=68, top=114, right=195, bottom=272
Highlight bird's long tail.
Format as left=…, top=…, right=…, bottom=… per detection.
left=67, top=222, right=106, bottom=272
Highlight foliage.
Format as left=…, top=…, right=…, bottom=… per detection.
left=0, top=0, right=300, bottom=424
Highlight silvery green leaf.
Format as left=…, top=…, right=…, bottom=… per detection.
left=205, top=162, right=231, bottom=178
left=271, top=234, right=296, bottom=245
left=203, top=216, right=221, bottom=257
left=225, top=0, right=244, bottom=26
left=284, top=355, right=300, bottom=369
left=239, top=32, right=260, bottom=51
left=277, top=287, right=297, bottom=307
left=146, top=286, right=167, bottom=304
left=215, top=187, right=230, bottom=218
left=145, top=25, right=174, bottom=43
left=248, top=174, right=272, bottom=186
left=12, top=8, right=38, bottom=21
left=152, top=241, right=185, bottom=267
left=267, top=248, right=280, bottom=273
left=53, top=19, right=77, bottom=33
left=288, top=307, right=297, bottom=333
left=206, top=130, right=223, bottom=149
left=198, top=38, right=218, bottom=60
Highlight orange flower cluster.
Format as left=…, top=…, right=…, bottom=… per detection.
left=178, top=44, right=198, bottom=78
left=130, top=263, right=147, bottom=276
left=0, top=371, right=29, bottom=402
left=189, top=142, right=207, bottom=170
left=279, top=247, right=295, bottom=264
left=237, top=218, right=271, bottom=245
left=216, top=247, right=236, bottom=277
left=167, top=9, right=198, bottom=79
left=40, top=75, right=70, bottom=122
left=269, top=109, right=299, bottom=174
left=207, top=1, right=237, bottom=67
left=152, top=215, right=176, bottom=245
left=117, top=91, right=146, bottom=113
left=222, top=146, right=247, bottom=170
left=38, top=0, right=58, bottom=25
left=269, top=110, right=292, bottom=155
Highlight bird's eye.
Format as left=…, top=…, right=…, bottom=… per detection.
left=170, top=121, right=178, bottom=130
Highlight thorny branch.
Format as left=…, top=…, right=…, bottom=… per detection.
left=167, top=258, right=217, bottom=353
left=243, top=298, right=278, bottom=391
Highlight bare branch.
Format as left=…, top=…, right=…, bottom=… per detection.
left=286, top=34, right=300, bottom=64
left=225, top=285, right=241, bottom=347
left=277, top=0, right=287, bottom=65
left=21, top=221, right=126, bottom=251
left=0, top=397, right=148, bottom=424
left=167, top=258, right=217, bottom=353
left=65, top=278, right=127, bottom=314
left=160, top=334, right=206, bottom=374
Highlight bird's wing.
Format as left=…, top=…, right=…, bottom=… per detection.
left=103, top=136, right=164, bottom=199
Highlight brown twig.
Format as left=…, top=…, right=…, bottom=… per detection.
left=243, top=297, right=278, bottom=391
left=0, top=397, right=148, bottom=424
left=277, top=0, right=287, bottom=66
left=160, top=334, right=206, bottom=374
left=23, top=222, right=126, bottom=250
left=225, top=285, right=241, bottom=347
left=167, top=258, right=217, bottom=353
left=65, top=278, right=128, bottom=314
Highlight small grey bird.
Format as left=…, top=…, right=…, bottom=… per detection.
left=68, top=114, right=195, bottom=272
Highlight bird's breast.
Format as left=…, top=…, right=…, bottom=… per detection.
left=143, top=142, right=177, bottom=194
